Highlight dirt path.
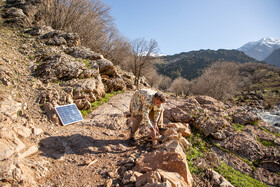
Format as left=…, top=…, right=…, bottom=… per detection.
left=30, top=91, right=148, bottom=186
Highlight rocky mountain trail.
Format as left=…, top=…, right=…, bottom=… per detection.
left=0, top=21, right=193, bottom=186
left=1, top=1, right=280, bottom=186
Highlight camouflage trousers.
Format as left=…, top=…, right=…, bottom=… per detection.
left=129, top=109, right=164, bottom=138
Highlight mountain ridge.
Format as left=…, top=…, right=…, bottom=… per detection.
left=264, top=47, right=280, bottom=67
left=237, top=37, right=280, bottom=61
left=156, top=49, right=258, bottom=80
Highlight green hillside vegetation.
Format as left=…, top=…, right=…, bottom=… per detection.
left=186, top=129, right=269, bottom=187
left=156, top=49, right=258, bottom=80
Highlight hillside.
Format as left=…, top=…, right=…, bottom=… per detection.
left=264, top=48, right=280, bottom=67
left=156, top=49, right=258, bottom=80
left=1, top=1, right=280, bottom=187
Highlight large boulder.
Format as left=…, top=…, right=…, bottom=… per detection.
left=220, top=132, right=265, bottom=161
left=232, top=111, right=261, bottom=125
left=0, top=127, right=26, bottom=160
left=41, top=30, right=80, bottom=47
left=253, top=167, right=280, bottom=186
left=96, top=59, right=116, bottom=76
left=243, top=125, right=276, bottom=142
left=69, top=76, right=105, bottom=101
left=213, top=147, right=253, bottom=175
left=25, top=25, right=54, bottom=36
left=135, top=169, right=188, bottom=187
left=205, top=169, right=233, bottom=187
left=2, top=7, right=26, bottom=19
left=65, top=46, right=103, bottom=60
left=2, top=1, right=42, bottom=27
left=33, top=53, right=99, bottom=83
left=195, top=95, right=226, bottom=109
left=102, top=77, right=126, bottom=92
left=164, top=107, right=193, bottom=123
left=167, top=122, right=191, bottom=138
left=194, top=115, right=231, bottom=137
left=0, top=96, right=22, bottom=118
left=134, top=150, right=193, bottom=186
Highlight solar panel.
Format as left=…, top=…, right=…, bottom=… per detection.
left=55, top=104, right=83, bottom=126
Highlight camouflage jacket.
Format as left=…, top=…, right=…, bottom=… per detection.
left=130, top=89, right=163, bottom=127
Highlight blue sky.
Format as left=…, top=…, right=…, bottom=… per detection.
left=102, top=0, right=280, bottom=55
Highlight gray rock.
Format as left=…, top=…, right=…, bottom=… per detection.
left=243, top=125, right=276, bottom=142
left=220, top=132, right=265, bottom=161
left=18, top=145, right=38, bottom=159
left=41, top=31, right=80, bottom=47
left=232, top=111, right=261, bottom=125
left=103, top=77, right=126, bottom=92
left=2, top=7, right=26, bottom=18
left=75, top=98, right=91, bottom=110
left=213, top=147, right=253, bottom=175
left=65, top=46, right=103, bottom=60
left=34, top=54, right=86, bottom=82
left=32, top=127, right=43, bottom=136
left=206, top=169, right=234, bottom=187
left=0, top=96, right=22, bottom=118
left=97, top=59, right=115, bottom=76
left=13, top=126, right=32, bottom=138
left=0, top=137, right=25, bottom=160
left=253, top=167, right=280, bottom=186
left=194, top=115, right=231, bottom=137
left=45, top=36, right=67, bottom=46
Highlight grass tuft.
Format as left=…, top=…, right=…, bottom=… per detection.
left=215, top=162, right=268, bottom=187
left=81, top=90, right=123, bottom=117
left=233, top=123, right=245, bottom=132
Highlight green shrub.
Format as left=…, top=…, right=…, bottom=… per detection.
left=186, top=129, right=210, bottom=175
left=261, top=140, right=274, bottom=146
left=81, top=90, right=123, bottom=117
left=215, top=162, right=268, bottom=187
left=233, top=123, right=245, bottom=132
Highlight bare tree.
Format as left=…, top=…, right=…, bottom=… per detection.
left=129, top=38, right=159, bottom=87
left=191, top=61, right=239, bottom=101
left=168, top=77, right=190, bottom=96
left=158, top=75, right=172, bottom=91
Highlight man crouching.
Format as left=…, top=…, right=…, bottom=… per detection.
left=129, top=89, right=166, bottom=146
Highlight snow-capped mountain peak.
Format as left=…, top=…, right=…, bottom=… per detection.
left=237, top=37, right=280, bottom=61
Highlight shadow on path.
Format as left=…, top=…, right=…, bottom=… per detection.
left=38, top=134, right=137, bottom=159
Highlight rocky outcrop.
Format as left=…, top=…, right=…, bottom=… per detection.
left=213, top=147, right=254, bottom=175
left=232, top=111, right=261, bottom=125
left=16, top=25, right=149, bottom=119
left=165, top=96, right=234, bottom=139
left=219, top=132, right=265, bottom=161
left=164, top=96, right=280, bottom=186
left=40, top=30, right=80, bottom=47
left=205, top=169, right=234, bottom=187
left=134, top=150, right=193, bottom=186
left=253, top=167, right=280, bottom=186
left=135, top=169, right=188, bottom=187
left=2, top=0, right=44, bottom=27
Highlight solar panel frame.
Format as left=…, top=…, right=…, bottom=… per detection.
left=55, top=103, right=83, bottom=126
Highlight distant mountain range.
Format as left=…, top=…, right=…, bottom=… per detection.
left=264, top=48, right=280, bottom=67
left=156, top=49, right=257, bottom=80
left=237, top=37, right=280, bottom=61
